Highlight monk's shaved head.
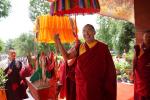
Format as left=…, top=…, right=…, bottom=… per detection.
left=83, top=24, right=96, bottom=34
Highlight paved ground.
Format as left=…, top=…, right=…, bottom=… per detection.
left=117, top=82, right=134, bottom=100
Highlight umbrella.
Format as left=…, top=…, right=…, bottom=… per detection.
left=50, top=0, right=100, bottom=15
left=49, top=0, right=100, bottom=39
left=34, top=15, right=78, bottom=43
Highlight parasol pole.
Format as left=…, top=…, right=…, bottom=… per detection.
left=74, top=13, right=79, bottom=41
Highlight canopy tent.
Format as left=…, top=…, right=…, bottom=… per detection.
left=34, top=15, right=78, bottom=43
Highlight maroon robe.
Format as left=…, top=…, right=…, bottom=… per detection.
left=5, top=60, right=27, bottom=100
left=59, top=59, right=77, bottom=100
left=134, top=44, right=150, bottom=98
left=75, top=41, right=116, bottom=100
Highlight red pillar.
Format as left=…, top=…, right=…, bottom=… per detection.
left=134, top=0, right=150, bottom=44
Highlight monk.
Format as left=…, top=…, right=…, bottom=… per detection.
left=5, top=49, right=28, bottom=100
left=54, top=24, right=116, bottom=100
left=133, top=30, right=150, bottom=100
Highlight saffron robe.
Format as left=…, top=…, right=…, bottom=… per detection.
left=134, top=44, right=150, bottom=97
left=75, top=41, right=116, bottom=100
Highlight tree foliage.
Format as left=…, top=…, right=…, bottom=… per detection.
left=0, top=0, right=11, bottom=18
left=4, top=33, right=35, bottom=56
left=13, top=33, right=35, bottom=56
left=4, top=32, right=71, bottom=57
left=5, top=39, right=15, bottom=53
left=96, top=16, right=114, bottom=49
left=29, top=0, right=50, bottom=21
left=37, top=43, right=56, bottom=54
left=0, top=39, right=5, bottom=52
left=37, top=42, right=71, bottom=55
left=96, top=15, right=135, bottom=54
left=114, top=22, right=135, bottom=54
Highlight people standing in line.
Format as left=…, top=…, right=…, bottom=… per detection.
left=54, top=24, right=116, bottom=100
left=133, top=30, right=150, bottom=100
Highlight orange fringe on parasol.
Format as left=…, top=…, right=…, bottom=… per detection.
left=34, top=15, right=78, bottom=43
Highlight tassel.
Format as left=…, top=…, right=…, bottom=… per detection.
left=65, top=0, right=70, bottom=10
left=56, top=0, right=59, bottom=12
left=62, top=0, right=65, bottom=10
left=50, top=3, right=54, bottom=15
left=58, top=0, right=61, bottom=11
left=54, top=1, right=57, bottom=13
left=84, top=0, right=88, bottom=8
left=87, top=0, right=91, bottom=8
left=79, top=0, right=85, bottom=8
left=93, top=0, right=96, bottom=9
left=90, top=0, right=93, bottom=8
left=36, top=15, right=77, bottom=43
left=95, top=0, right=100, bottom=8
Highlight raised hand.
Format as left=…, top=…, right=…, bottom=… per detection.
left=54, top=33, right=60, bottom=43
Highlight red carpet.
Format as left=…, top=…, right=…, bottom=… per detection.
left=117, top=82, right=134, bottom=100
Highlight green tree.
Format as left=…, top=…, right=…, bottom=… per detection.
left=0, top=0, right=11, bottom=18
left=96, top=16, right=114, bottom=49
left=0, top=39, right=5, bottom=52
left=96, top=15, right=135, bottom=54
left=37, top=42, right=71, bottom=55
left=37, top=43, right=52, bottom=54
left=13, top=33, right=35, bottom=56
left=5, top=39, right=15, bottom=53
left=114, top=22, right=135, bottom=54
left=29, top=0, right=50, bottom=21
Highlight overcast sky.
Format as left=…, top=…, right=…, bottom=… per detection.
left=0, top=0, right=99, bottom=42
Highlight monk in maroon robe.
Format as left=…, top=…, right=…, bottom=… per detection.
left=76, top=41, right=116, bottom=100
left=5, top=49, right=28, bottom=100
left=133, top=31, right=150, bottom=100
left=54, top=24, right=116, bottom=100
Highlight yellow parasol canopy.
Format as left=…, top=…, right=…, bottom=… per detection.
left=34, top=15, right=78, bottom=43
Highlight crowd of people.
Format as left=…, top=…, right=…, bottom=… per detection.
left=2, top=24, right=150, bottom=100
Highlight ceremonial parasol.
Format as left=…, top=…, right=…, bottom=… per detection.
left=49, top=0, right=100, bottom=39
left=34, top=15, right=78, bottom=43
left=50, top=0, right=100, bottom=15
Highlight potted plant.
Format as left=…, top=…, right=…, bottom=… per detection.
left=26, top=53, right=53, bottom=100
left=0, top=68, right=7, bottom=100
